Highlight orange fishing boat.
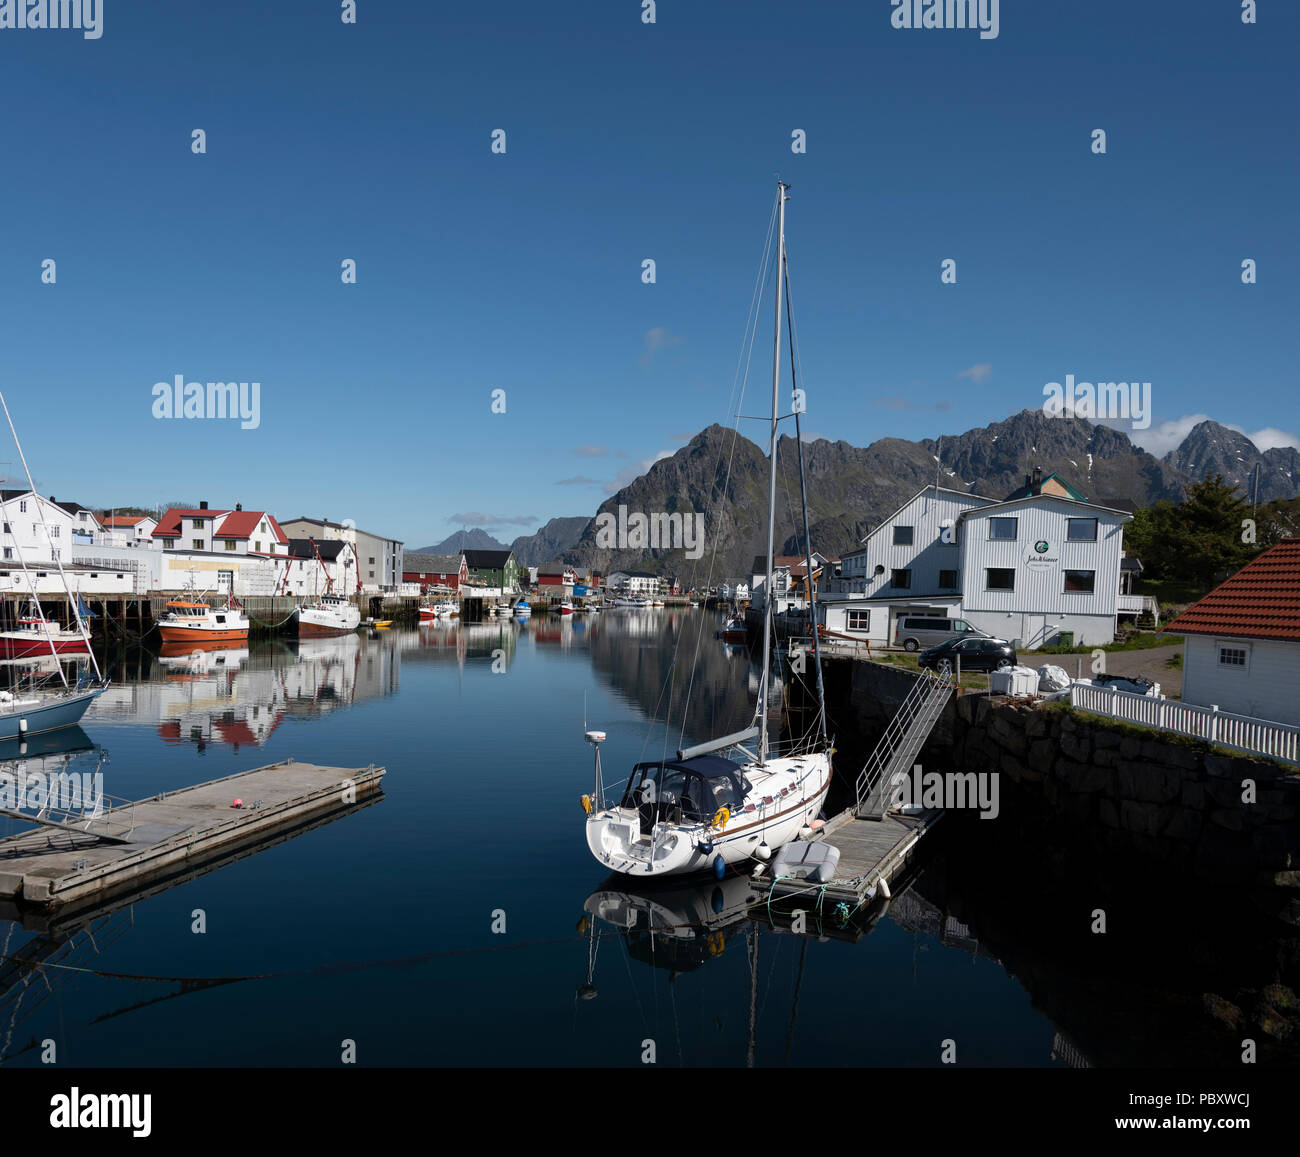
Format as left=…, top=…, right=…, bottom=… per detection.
left=156, top=600, right=250, bottom=643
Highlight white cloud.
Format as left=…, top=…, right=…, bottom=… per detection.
left=1246, top=426, right=1300, bottom=453
left=1130, top=413, right=1300, bottom=458
left=607, top=450, right=674, bottom=494
left=639, top=327, right=683, bottom=368
left=1128, top=413, right=1214, bottom=457
left=957, top=363, right=993, bottom=384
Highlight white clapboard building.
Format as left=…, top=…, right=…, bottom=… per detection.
left=817, top=472, right=1134, bottom=649
left=1166, top=539, right=1300, bottom=726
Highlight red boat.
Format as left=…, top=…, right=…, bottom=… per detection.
left=0, top=616, right=90, bottom=660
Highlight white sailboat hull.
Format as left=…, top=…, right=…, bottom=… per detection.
left=586, top=752, right=831, bottom=878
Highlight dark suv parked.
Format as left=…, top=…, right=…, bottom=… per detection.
left=918, top=636, right=1016, bottom=674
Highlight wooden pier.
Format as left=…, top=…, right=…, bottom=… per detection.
left=762, top=807, right=943, bottom=911
left=0, top=759, right=385, bottom=911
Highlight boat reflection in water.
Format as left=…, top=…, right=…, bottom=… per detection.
left=90, top=631, right=400, bottom=750
left=579, top=871, right=764, bottom=990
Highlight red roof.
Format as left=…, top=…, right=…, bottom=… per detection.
left=1165, top=540, right=1300, bottom=642
left=215, top=510, right=288, bottom=544
left=152, top=508, right=287, bottom=545
left=103, top=514, right=152, bottom=527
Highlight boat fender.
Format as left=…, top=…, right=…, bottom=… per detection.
left=754, top=840, right=771, bottom=862
left=711, top=806, right=730, bottom=830
left=712, top=886, right=725, bottom=913
left=712, top=854, right=726, bottom=880
left=580, top=794, right=593, bottom=815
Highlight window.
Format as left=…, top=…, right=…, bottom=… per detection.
left=192, top=539, right=203, bottom=550
left=1218, top=645, right=1248, bottom=668
left=847, top=609, right=870, bottom=630
left=893, top=525, right=914, bottom=546
left=2, top=549, right=10, bottom=560
left=2, top=523, right=9, bottom=534
left=939, top=569, right=958, bottom=588
left=891, top=569, right=911, bottom=590
left=989, top=517, right=1018, bottom=540
left=369, top=557, right=375, bottom=564
left=192, top=519, right=204, bottom=530
left=986, top=568, right=1015, bottom=590
left=51, top=525, right=60, bottom=537
left=255, top=541, right=262, bottom=552
left=225, top=540, right=237, bottom=551
left=1067, top=518, right=1098, bottom=541
left=79, top=512, right=88, bottom=521
left=163, top=538, right=176, bottom=549
left=19, top=500, right=26, bottom=512
left=1063, top=570, right=1095, bottom=593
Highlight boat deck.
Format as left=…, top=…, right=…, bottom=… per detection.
left=762, top=806, right=942, bottom=908
left=0, top=759, right=384, bottom=911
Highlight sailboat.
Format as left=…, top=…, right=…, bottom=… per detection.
left=582, top=181, right=833, bottom=878
left=0, top=391, right=108, bottom=741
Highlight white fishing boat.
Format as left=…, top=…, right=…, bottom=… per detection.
left=297, top=593, right=361, bottom=636
left=0, top=390, right=108, bottom=741
left=295, top=539, right=360, bottom=635
left=582, top=182, right=832, bottom=879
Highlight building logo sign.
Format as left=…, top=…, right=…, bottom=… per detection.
left=1024, top=540, right=1057, bottom=571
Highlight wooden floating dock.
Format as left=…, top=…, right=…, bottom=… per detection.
left=0, top=759, right=385, bottom=911
left=762, top=807, right=943, bottom=910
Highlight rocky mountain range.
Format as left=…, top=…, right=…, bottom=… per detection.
left=1163, top=420, right=1300, bottom=503
left=417, top=411, right=1298, bottom=583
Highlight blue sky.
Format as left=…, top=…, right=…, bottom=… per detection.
left=1, top=0, right=1295, bottom=547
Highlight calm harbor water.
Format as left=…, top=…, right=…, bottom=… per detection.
left=1, top=610, right=1291, bottom=1067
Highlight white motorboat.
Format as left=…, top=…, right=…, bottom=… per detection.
left=583, top=182, right=832, bottom=879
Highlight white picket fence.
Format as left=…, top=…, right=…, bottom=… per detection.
left=1069, top=682, right=1300, bottom=766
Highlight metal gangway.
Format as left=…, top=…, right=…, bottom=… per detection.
left=0, top=755, right=137, bottom=845
left=855, top=669, right=955, bottom=819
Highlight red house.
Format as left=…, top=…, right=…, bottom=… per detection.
left=403, top=552, right=467, bottom=592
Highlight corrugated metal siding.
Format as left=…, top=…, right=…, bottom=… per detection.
left=961, top=498, right=1126, bottom=618
left=842, top=489, right=991, bottom=598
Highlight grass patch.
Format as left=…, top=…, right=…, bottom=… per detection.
left=1034, top=633, right=1183, bottom=656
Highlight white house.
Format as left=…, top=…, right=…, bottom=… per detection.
left=1166, top=540, right=1300, bottom=726
left=821, top=476, right=1134, bottom=650
left=282, top=538, right=359, bottom=598
left=100, top=514, right=159, bottom=548
left=956, top=493, right=1131, bottom=648
left=821, top=486, right=993, bottom=647
left=153, top=503, right=289, bottom=558
left=606, top=571, right=657, bottom=596
left=1, top=489, right=78, bottom=563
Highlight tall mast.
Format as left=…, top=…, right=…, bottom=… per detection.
left=0, top=390, right=101, bottom=685
left=758, top=180, right=788, bottom=767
